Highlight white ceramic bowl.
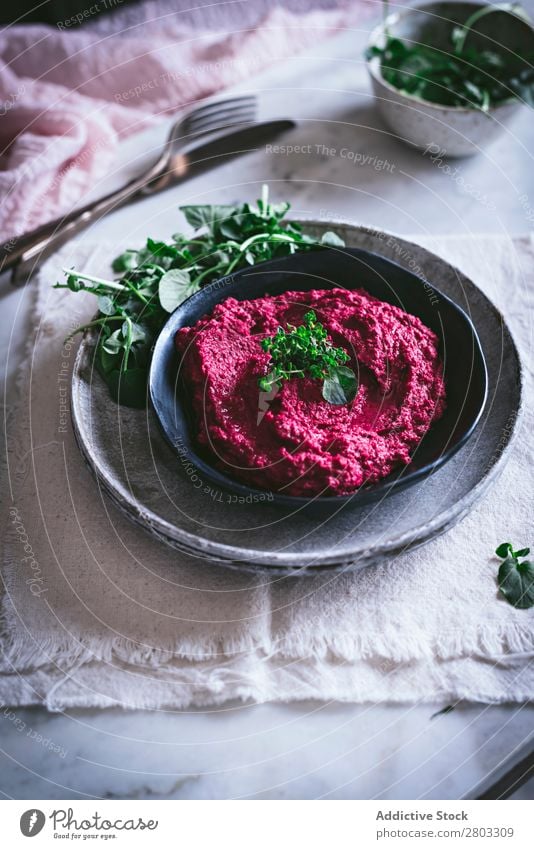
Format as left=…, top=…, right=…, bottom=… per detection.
left=366, top=2, right=534, bottom=157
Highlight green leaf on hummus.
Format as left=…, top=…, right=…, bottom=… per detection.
left=259, top=310, right=358, bottom=406
left=322, top=366, right=359, bottom=405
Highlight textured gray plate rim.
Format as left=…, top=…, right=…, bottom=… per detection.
left=70, top=223, right=523, bottom=572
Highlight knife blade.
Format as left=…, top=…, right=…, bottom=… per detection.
left=142, top=119, right=296, bottom=193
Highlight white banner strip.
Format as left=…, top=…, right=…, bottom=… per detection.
left=3, top=800, right=533, bottom=848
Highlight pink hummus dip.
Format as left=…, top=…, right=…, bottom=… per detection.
left=175, top=288, right=446, bottom=496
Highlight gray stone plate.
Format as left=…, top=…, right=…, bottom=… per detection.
left=71, top=224, right=522, bottom=574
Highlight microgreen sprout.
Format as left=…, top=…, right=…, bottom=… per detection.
left=258, top=310, right=358, bottom=405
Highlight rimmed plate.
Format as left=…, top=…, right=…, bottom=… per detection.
left=71, top=223, right=522, bottom=573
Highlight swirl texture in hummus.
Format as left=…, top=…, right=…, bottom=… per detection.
left=175, top=288, right=446, bottom=496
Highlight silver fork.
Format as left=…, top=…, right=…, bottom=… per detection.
left=3, top=95, right=257, bottom=280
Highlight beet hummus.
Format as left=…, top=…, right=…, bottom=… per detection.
left=174, top=288, right=446, bottom=496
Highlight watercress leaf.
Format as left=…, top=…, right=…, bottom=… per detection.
left=105, top=367, right=148, bottom=409
left=56, top=187, right=346, bottom=410
left=495, top=542, right=513, bottom=558
left=102, top=328, right=125, bottom=355
left=509, top=76, right=534, bottom=107
left=64, top=273, right=85, bottom=292
left=136, top=247, right=157, bottom=267
left=384, top=37, right=410, bottom=61
left=365, top=45, right=383, bottom=60
left=498, top=557, right=534, bottom=610
left=322, top=366, right=358, bottom=405
left=320, top=231, right=345, bottom=248
left=514, top=548, right=531, bottom=559
left=98, top=295, right=117, bottom=316
left=258, top=372, right=279, bottom=392
left=180, top=205, right=236, bottom=231
left=121, top=320, right=147, bottom=345
left=232, top=205, right=255, bottom=231
left=480, top=88, right=491, bottom=112
left=269, top=201, right=291, bottom=220
left=146, top=238, right=181, bottom=260
left=158, top=269, right=193, bottom=313
left=112, top=250, right=139, bottom=273
left=146, top=238, right=166, bottom=253
left=98, top=345, right=121, bottom=375
left=462, top=79, right=486, bottom=106
left=135, top=287, right=156, bottom=302
left=450, top=25, right=465, bottom=51
left=207, top=249, right=230, bottom=267
left=219, top=218, right=243, bottom=240
left=430, top=705, right=455, bottom=719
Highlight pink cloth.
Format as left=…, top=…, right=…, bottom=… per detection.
left=0, top=3, right=373, bottom=242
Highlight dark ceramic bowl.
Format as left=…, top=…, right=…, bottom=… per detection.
left=149, top=247, right=487, bottom=512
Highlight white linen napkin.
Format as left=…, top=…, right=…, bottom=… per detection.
left=1, top=234, right=533, bottom=710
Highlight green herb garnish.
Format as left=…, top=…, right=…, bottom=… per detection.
left=366, top=3, right=534, bottom=111
left=258, top=310, right=358, bottom=406
left=430, top=704, right=455, bottom=720
left=496, top=542, right=534, bottom=609
left=55, top=186, right=344, bottom=408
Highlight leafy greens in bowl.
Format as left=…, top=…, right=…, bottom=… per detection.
left=366, top=1, right=534, bottom=156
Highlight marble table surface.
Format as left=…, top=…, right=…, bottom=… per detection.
left=1, top=18, right=533, bottom=800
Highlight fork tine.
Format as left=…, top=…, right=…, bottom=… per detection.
left=184, top=105, right=256, bottom=137
left=183, top=96, right=256, bottom=133
left=183, top=94, right=255, bottom=124
left=164, top=95, right=257, bottom=150
left=183, top=104, right=256, bottom=136
left=184, top=99, right=255, bottom=124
